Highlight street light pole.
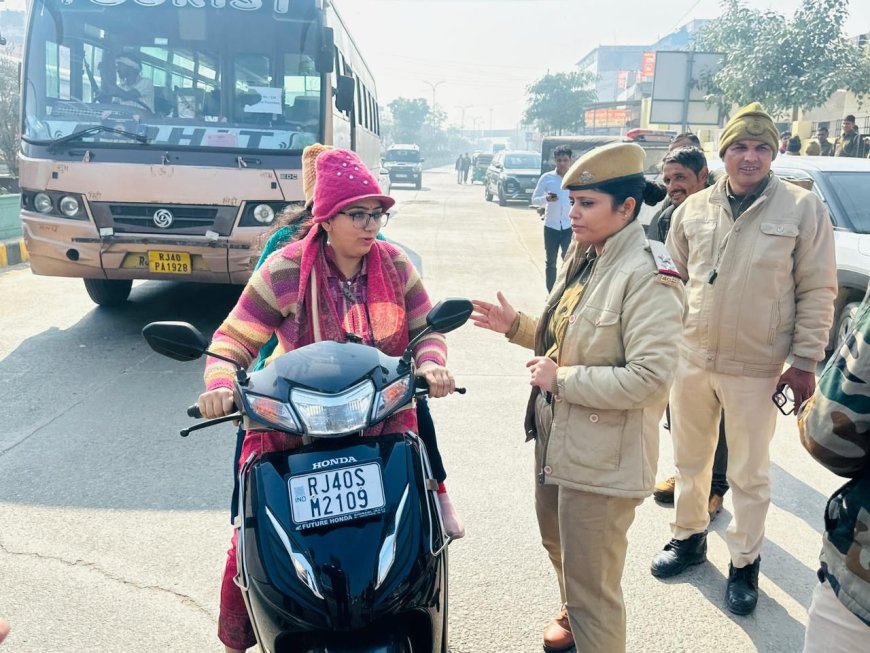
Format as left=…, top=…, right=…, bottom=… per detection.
left=422, top=79, right=446, bottom=110
left=455, top=104, right=472, bottom=130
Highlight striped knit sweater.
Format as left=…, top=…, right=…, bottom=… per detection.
left=204, top=240, right=447, bottom=393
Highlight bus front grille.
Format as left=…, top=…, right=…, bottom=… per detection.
left=90, top=202, right=237, bottom=236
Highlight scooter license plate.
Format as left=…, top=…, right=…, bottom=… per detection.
left=289, top=462, right=386, bottom=528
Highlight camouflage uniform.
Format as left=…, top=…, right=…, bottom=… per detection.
left=798, top=290, right=870, bottom=631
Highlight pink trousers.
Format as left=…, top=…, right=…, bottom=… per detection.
left=218, top=430, right=302, bottom=651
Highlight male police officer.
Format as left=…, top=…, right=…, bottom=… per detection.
left=836, top=115, right=867, bottom=158
left=651, top=102, right=837, bottom=616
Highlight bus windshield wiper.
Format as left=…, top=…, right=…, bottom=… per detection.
left=46, top=125, right=150, bottom=151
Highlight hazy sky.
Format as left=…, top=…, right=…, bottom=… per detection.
left=336, top=0, right=870, bottom=129
left=4, top=0, right=870, bottom=129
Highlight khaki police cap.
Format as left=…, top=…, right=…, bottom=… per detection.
left=562, top=141, right=646, bottom=190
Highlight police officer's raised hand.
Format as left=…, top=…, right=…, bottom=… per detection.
left=471, top=292, right=518, bottom=335
left=198, top=387, right=235, bottom=419
left=777, top=366, right=816, bottom=411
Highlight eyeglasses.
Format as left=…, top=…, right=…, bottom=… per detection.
left=338, top=210, right=390, bottom=230
left=772, top=385, right=795, bottom=415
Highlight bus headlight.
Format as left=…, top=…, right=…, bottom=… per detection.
left=34, top=192, right=54, bottom=214
left=59, top=195, right=81, bottom=217
left=252, top=204, right=276, bottom=224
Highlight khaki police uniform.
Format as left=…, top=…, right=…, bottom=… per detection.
left=508, top=143, right=685, bottom=652
left=665, top=103, right=837, bottom=567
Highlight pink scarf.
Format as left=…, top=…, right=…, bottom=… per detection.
left=282, top=225, right=416, bottom=434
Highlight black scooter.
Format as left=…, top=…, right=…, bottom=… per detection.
left=142, top=299, right=473, bottom=653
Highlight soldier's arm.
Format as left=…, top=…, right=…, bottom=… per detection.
left=799, top=293, right=870, bottom=478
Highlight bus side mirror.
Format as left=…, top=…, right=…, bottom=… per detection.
left=335, top=75, right=355, bottom=113
left=316, top=26, right=335, bottom=74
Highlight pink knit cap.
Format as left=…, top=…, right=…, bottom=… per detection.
left=312, top=149, right=395, bottom=223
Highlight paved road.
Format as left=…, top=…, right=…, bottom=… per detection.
left=0, top=166, right=842, bottom=652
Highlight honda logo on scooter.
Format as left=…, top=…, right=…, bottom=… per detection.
left=312, top=456, right=358, bottom=470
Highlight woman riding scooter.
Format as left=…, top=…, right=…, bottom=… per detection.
left=199, top=148, right=462, bottom=653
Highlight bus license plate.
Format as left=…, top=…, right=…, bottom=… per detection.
left=148, top=251, right=191, bottom=274
left=289, top=463, right=386, bottom=528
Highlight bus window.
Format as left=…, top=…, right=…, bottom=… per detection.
left=283, top=53, right=320, bottom=133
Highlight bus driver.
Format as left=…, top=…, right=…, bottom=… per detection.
left=98, top=53, right=154, bottom=113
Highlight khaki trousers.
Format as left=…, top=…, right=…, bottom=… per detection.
left=534, top=395, right=642, bottom=653
left=670, top=357, right=780, bottom=567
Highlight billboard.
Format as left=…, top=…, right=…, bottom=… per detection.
left=641, top=52, right=656, bottom=82
left=649, top=51, right=724, bottom=126
left=584, top=107, right=632, bottom=128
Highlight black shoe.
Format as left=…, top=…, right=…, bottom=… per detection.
left=726, top=557, right=760, bottom=615
left=650, top=532, right=708, bottom=578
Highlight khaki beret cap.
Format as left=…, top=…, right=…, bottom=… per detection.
left=562, top=141, right=645, bottom=190
left=302, top=143, right=334, bottom=208
left=718, top=102, right=779, bottom=159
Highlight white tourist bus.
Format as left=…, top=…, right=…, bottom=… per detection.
left=19, top=0, right=382, bottom=304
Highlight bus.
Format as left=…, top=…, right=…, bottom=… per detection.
left=19, top=0, right=383, bottom=305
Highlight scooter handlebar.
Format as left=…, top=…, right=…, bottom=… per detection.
left=187, top=404, right=202, bottom=419
left=414, top=378, right=466, bottom=395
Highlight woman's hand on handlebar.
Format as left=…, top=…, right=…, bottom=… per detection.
left=198, top=388, right=235, bottom=419
left=471, top=291, right=518, bottom=335
left=416, top=363, right=455, bottom=399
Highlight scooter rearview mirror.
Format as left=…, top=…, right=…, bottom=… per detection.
left=426, top=298, right=474, bottom=335
left=142, top=321, right=210, bottom=362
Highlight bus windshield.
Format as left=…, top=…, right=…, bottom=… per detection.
left=23, top=0, right=325, bottom=153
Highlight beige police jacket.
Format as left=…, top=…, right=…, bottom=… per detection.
left=509, top=221, right=685, bottom=498
left=666, top=174, right=837, bottom=377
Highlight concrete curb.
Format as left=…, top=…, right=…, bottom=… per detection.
left=0, top=238, right=29, bottom=268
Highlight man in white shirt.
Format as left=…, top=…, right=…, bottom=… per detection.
left=532, top=145, right=573, bottom=291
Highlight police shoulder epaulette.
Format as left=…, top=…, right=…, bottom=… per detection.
left=646, top=239, right=682, bottom=285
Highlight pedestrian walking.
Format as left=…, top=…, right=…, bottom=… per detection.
left=455, top=153, right=464, bottom=184
left=471, top=142, right=685, bottom=653
left=650, top=102, right=837, bottom=617
left=532, top=144, right=573, bottom=292
left=461, top=153, right=471, bottom=183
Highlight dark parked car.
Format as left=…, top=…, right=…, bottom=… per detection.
left=484, top=150, right=542, bottom=206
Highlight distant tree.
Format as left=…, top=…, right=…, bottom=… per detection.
left=694, top=0, right=870, bottom=119
left=523, top=71, right=597, bottom=135
left=0, top=49, right=20, bottom=177
left=388, top=97, right=430, bottom=144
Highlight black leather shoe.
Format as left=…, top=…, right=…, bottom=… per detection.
left=726, top=557, right=760, bottom=615
left=650, top=532, right=708, bottom=578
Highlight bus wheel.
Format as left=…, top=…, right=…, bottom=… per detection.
left=84, top=278, right=133, bottom=306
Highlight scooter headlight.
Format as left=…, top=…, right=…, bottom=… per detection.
left=290, top=380, right=374, bottom=436
left=372, top=376, right=413, bottom=423
left=246, top=394, right=301, bottom=433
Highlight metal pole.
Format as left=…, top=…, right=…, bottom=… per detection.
left=422, top=79, right=445, bottom=110
left=681, top=51, right=694, bottom=133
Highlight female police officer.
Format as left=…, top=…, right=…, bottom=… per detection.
left=471, top=142, right=684, bottom=653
